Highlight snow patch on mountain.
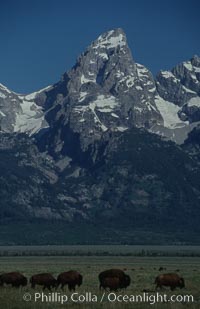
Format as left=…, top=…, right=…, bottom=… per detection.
left=99, top=53, right=109, bottom=60
left=0, top=92, right=6, bottom=99
left=24, top=85, right=52, bottom=101
left=14, top=98, right=47, bottom=135
left=136, top=64, right=149, bottom=78
left=183, top=61, right=193, bottom=71
left=155, top=95, right=188, bottom=128
left=111, top=113, right=119, bottom=118
left=76, top=95, right=118, bottom=113
left=118, top=75, right=136, bottom=88
left=182, top=85, right=196, bottom=94
left=92, top=95, right=119, bottom=112
left=75, top=95, right=120, bottom=132
left=79, top=92, right=88, bottom=102
left=160, top=71, right=175, bottom=78
left=93, top=29, right=126, bottom=50
left=187, top=97, right=200, bottom=108
left=0, top=111, right=5, bottom=117
left=80, top=74, right=95, bottom=84
left=0, top=83, right=11, bottom=94
left=116, top=126, right=128, bottom=132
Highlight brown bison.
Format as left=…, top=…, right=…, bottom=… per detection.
left=57, top=271, right=83, bottom=291
left=30, top=273, right=57, bottom=291
left=155, top=273, right=185, bottom=291
left=101, top=277, right=121, bottom=291
left=0, top=272, right=27, bottom=288
left=99, top=269, right=131, bottom=290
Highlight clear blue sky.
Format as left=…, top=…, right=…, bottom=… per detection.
left=0, top=0, right=199, bottom=93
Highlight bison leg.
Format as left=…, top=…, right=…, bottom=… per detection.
left=61, top=284, right=65, bottom=291
left=68, top=284, right=75, bottom=292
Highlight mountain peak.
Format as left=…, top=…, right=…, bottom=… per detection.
left=91, top=28, right=127, bottom=50
left=191, top=54, right=200, bottom=67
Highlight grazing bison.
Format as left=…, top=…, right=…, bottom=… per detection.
left=30, top=273, right=57, bottom=291
left=57, top=271, right=83, bottom=291
left=101, top=277, right=121, bottom=291
left=0, top=272, right=27, bottom=288
left=99, top=269, right=131, bottom=290
left=155, top=273, right=185, bottom=291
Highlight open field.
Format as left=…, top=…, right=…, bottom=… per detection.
left=0, top=252, right=200, bottom=309
left=1, top=245, right=200, bottom=256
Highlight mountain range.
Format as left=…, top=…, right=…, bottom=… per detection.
left=0, top=28, right=200, bottom=245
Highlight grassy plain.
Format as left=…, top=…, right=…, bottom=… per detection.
left=0, top=247, right=199, bottom=309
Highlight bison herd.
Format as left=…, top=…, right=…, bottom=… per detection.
left=0, top=269, right=185, bottom=292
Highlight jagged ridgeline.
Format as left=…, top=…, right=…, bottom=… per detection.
left=0, top=29, right=200, bottom=244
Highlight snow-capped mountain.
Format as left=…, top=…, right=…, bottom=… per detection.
left=1, top=28, right=199, bottom=148
left=1, top=28, right=200, bottom=244
left=41, top=28, right=200, bottom=149
left=151, top=55, right=200, bottom=143
left=38, top=28, right=163, bottom=154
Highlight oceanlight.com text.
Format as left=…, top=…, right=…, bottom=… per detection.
left=23, top=291, right=194, bottom=305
